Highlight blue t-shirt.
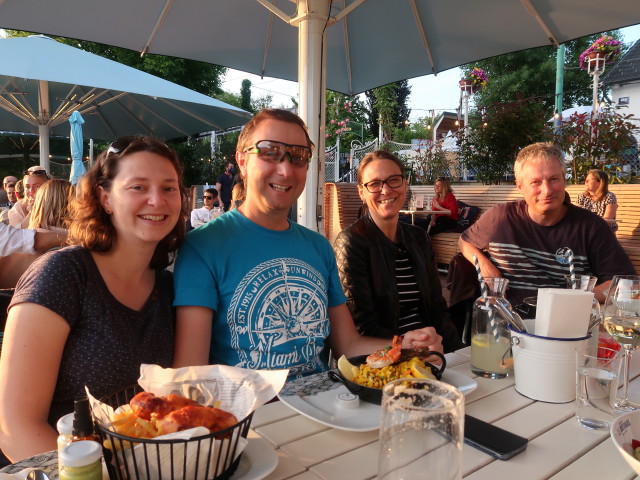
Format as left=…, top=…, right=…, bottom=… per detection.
left=173, top=209, right=347, bottom=377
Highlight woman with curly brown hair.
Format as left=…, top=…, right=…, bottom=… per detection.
left=0, top=136, right=188, bottom=463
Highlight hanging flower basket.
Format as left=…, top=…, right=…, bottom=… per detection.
left=460, top=67, right=488, bottom=94
left=579, top=35, right=622, bottom=70
left=459, top=78, right=476, bottom=94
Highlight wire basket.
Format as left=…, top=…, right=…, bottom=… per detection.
left=94, top=385, right=253, bottom=480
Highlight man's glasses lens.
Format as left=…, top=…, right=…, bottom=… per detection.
left=203, top=196, right=214, bottom=200
left=363, top=175, right=404, bottom=193
left=245, top=140, right=312, bottom=168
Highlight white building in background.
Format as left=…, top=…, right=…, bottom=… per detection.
left=603, top=39, right=640, bottom=125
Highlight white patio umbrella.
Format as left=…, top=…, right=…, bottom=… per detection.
left=2, top=1, right=638, bottom=230
left=0, top=35, right=252, bottom=174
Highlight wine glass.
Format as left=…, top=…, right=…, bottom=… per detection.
left=602, top=275, right=640, bottom=412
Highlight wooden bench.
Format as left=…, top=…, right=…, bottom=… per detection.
left=324, top=182, right=640, bottom=273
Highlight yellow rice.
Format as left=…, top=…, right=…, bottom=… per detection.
left=352, top=359, right=432, bottom=389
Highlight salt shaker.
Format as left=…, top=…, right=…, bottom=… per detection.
left=56, top=412, right=74, bottom=473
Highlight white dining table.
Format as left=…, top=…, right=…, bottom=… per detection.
left=251, top=346, right=640, bottom=480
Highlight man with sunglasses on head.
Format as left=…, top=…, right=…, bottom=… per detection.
left=191, top=188, right=221, bottom=228
left=172, top=109, right=444, bottom=378
left=8, top=166, right=49, bottom=228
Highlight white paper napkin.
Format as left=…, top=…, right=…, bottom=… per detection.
left=534, top=288, right=594, bottom=338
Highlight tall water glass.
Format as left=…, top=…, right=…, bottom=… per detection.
left=602, top=275, right=640, bottom=412
left=378, top=379, right=464, bottom=480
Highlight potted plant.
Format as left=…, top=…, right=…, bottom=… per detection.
left=579, top=35, right=622, bottom=70
left=460, top=67, right=488, bottom=94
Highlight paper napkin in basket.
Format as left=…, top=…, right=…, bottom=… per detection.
left=88, top=364, right=288, bottom=480
left=534, top=288, right=593, bottom=338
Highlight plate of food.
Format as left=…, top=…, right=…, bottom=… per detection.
left=278, top=337, right=477, bottom=432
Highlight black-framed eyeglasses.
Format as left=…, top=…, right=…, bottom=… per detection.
left=361, top=174, right=405, bottom=193
left=203, top=195, right=214, bottom=200
left=243, top=140, right=312, bottom=168
left=23, top=169, right=49, bottom=178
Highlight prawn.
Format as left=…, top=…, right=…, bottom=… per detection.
left=366, top=335, right=403, bottom=368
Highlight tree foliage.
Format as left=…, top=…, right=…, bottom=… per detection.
left=555, top=111, right=638, bottom=183
left=464, top=31, right=625, bottom=114
left=6, top=30, right=227, bottom=97
left=365, top=81, right=411, bottom=141
left=457, top=95, right=552, bottom=184
left=240, top=79, right=254, bottom=113
left=325, top=91, right=369, bottom=151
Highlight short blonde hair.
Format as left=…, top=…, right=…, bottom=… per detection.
left=514, top=142, right=566, bottom=184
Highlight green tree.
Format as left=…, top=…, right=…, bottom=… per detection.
left=464, top=31, right=624, bottom=114
left=6, top=30, right=227, bottom=97
left=240, top=79, right=253, bottom=113
left=325, top=91, right=369, bottom=151
left=365, top=81, right=411, bottom=141
left=457, top=95, right=552, bottom=184
left=555, top=111, right=638, bottom=183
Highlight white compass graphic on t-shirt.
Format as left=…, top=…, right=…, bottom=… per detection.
left=227, top=258, right=329, bottom=374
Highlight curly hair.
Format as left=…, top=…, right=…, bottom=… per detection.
left=28, top=179, right=73, bottom=230
left=67, top=136, right=188, bottom=269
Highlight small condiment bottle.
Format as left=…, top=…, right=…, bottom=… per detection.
left=70, top=397, right=99, bottom=443
left=59, top=440, right=102, bottom=480
left=56, top=413, right=74, bottom=473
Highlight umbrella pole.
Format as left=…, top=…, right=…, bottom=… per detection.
left=296, top=0, right=329, bottom=232
left=39, top=124, right=51, bottom=173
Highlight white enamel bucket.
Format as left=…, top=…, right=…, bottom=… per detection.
left=509, top=325, right=590, bottom=403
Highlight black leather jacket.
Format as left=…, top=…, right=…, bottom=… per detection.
left=334, top=213, right=463, bottom=352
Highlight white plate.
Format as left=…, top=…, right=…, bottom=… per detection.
left=231, top=437, right=278, bottom=480
left=278, top=370, right=477, bottom=432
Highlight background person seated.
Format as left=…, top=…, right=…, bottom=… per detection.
left=429, top=177, right=459, bottom=235
left=334, top=150, right=463, bottom=352
left=576, top=169, right=618, bottom=231
left=27, top=179, right=73, bottom=234
left=8, top=167, right=50, bottom=229
left=190, top=188, right=220, bottom=228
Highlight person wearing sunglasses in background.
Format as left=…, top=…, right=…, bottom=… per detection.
left=190, top=187, right=221, bottom=228
left=0, top=136, right=187, bottom=463
left=334, top=151, right=463, bottom=353
left=172, top=109, right=444, bottom=378
left=8, top=166, right=50, bottom=229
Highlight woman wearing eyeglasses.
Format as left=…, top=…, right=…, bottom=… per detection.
left=0, top=136, right=187, bottom=463
left=333, top=151, right=463, bottom=353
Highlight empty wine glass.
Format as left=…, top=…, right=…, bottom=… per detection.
left=602, top=275, right=640, bottom=412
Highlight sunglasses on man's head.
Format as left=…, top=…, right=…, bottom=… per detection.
left=23, top=169, right=49, bottom=178
left=243, top=140, right=312, bottom=168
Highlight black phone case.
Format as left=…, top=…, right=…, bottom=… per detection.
left=464, top=414, right=528, bottom=460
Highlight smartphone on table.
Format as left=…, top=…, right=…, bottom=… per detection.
left=464, top=414, right=528, bottom=460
